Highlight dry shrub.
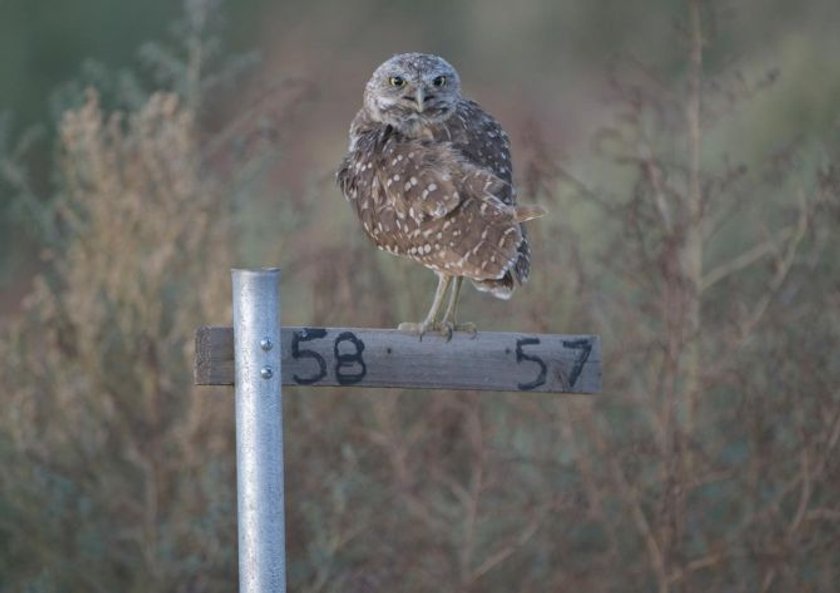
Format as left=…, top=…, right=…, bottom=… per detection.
left=0, top=90, right=235, bottom=592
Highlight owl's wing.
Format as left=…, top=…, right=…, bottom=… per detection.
left=375, top=138, right=508, bottom=224
left=435, top=99, right=515, bottom=204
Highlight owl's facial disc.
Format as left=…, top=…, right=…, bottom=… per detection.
left=364, top=54, right=461, bottom=131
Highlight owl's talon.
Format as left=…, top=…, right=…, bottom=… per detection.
left=398, top=321, right=429, bottom=340
left=456, top=322, right=478, bottom=338
left=399, top=320, right=462, bottom=341
left=439, top=320, right=476, bottom=341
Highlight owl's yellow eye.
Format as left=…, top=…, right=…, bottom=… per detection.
left=388, top=76, right=406, bottom=87
left=432, top=75, right=447, bottom=87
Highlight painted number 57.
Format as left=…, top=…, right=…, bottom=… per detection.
left=515, top=337, right=592, bottom=391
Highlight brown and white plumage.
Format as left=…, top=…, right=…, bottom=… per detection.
left=337, top=53, right=544, bottom=336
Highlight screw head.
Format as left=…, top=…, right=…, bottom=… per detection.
left=260, top=338, right=273, bottom=351
left=260, top=366, right=274, bottom=380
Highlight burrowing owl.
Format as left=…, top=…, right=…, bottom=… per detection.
left=337, top=53, right=545, bottom=337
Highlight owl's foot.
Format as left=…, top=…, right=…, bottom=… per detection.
left=397, top=320, right=477, bottom=342
left=436, top=277, right=477, bottom=341
left=440, top=320, right=478, bottom=341
left=399, top=273, right=453, bottom=340
left=397, top=320, right=435, bottom=340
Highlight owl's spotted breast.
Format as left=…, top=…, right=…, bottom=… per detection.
left=338, top=107, right=525, bottom=283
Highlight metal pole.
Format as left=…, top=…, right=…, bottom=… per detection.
left=232, top=268, right=286, bottom=593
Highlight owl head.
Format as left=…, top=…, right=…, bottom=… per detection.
left=363, top=53, right=462, bottom=134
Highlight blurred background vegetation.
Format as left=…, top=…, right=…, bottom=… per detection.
left=1, top=0, right=839, bottom=591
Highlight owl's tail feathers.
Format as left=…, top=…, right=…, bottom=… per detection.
left=471, top=226, right=533, bottom=300
left=470, top=209, right=541, bottom=300
left=472, top=274, right=515, bottom=300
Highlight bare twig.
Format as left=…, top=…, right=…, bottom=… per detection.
left=701, top=226, right=797, bottom=291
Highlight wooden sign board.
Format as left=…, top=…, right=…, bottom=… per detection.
left=195, top=326, right=601, bottom=394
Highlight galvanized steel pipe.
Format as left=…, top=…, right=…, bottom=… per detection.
left=232, top=268, right=286, bottom=593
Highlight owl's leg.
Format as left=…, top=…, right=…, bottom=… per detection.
left=398, top=273, right=452, bottom=339
left=439, top=276, right=477, bottom=340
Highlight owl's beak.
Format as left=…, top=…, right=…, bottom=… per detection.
left=414, top=87, right=426, bottom=113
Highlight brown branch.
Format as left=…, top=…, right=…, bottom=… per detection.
left=734, top=190, right=810, bottom=342
left=681, top=0, right=705, bottom=442
left=700, top=227, right=797, bottom=291
left=639, top=149, right=675, bottom=233
left=470, top=517, right=542, bottom=582
left=668, top=552, right=726, bottom=585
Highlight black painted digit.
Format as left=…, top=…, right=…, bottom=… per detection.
left=516, top=337, right=547, bottom=391
left=562, top=339, right=592, bottom=388
left=334, top=332, right=367, bottom=385
left=291, top=328, right=328, bottom=385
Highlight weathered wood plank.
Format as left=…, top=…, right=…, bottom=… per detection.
left=194, top=326, right=601, bottom=394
